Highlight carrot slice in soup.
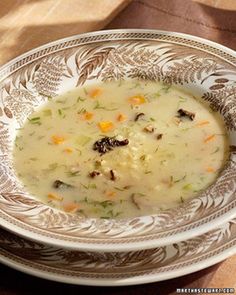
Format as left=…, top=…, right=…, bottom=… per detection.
left=105, top=191, right=117, bottom=198
left=204, top=134, right=215, bottom=143
left=128, top=95, right=146, bottom=105
left=89, top=88, right=102, bottom=98
left=98, top=121, right=114, bottom=132
left=117, top=113, right=127, bottom=122
left=63, top=202, right=80, bottom=212
left=51, top=135, right=65, bottom=145
left=48, top=193, right=63, bottom=201
left=206, top=167, right=215, bottom=173
left=196, top=120, right=210, bottom=127
left=82, top=112, right=94, bottom=120
left=63, top=148, right=73, bottom=153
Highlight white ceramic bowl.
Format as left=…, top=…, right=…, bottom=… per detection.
left=0, top=29, right=236, bottom=251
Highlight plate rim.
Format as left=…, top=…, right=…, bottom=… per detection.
left=1, top=220, right=236, bottom=286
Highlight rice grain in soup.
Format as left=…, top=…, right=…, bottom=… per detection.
left=13, top=80, right=229, bottom=219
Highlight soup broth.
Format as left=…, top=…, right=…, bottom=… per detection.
left=13, top=80, right=229, bottom=219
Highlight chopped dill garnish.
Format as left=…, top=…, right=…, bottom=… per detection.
left=80, top=183, right=97, bottom=189
left=114, top=187, right=125, bottom=191
left=43, top=109, right=52, bottom=117
left=67, top=171, right=80, bottom=177
left=129, top=81, right=141, bottom=89
left=47, top=163, right=58, bottom=170
left=29, top=157, right=38, bottom=161
left=96, top=200, right=114, bottom=209
left=174, top=174, right=186, bottom=183
left=161, top=84, right=171, bottom=93
left=179, top=96, right=187, bottom=103
left=211, top=147, right=220, bottom=154
left=77, top=108, right=86, bottom=114
left=56, top=99, right=66, bottom=104
left=144, top=170, right=152, bottom=174
left=154, top=146, right=159, bottom=153
left=58, top=109, right=66, bottom=118
left=182, top=183, right=192, bottom=190
left=140, top=155, right=146, bottom=161
left=93, top=101, right=118, bottom=111
left=77, top=96, right=86, bottom=102
left=28, top=117, right=41, bottom=125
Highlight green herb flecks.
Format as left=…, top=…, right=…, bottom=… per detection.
left=75, top=148, right=82, bottom=156
left=129, top=81, right=142, bottom=89
left=140, top=155, right=146, bottom=161
left=179, top=96, right=187, bottom=103
left=82, top=196, right=89, bottom=203
left=182, top=183, right=192, bottom=191
left=101, top=209, right=122, bottom=219
left=180, top=196, right=184, bottom=203
left=96, top=200, right=114, bottom=209
left=161, top=84, right=171, bottom=93
left=29, top=157, right=38, bottom=161
left=77, top=108, right=86, bottom=114
left=93, top=101, right=118, bottom=111
left=43, top=109, right=52, bottom=117
left=37, top=135, right=45, bottom=140
left=56, top=99, right=67, bottom=104
left=181, top=127, right=191, bottom=132
left=211, top=147, right=220, bottom=154
left=144, top=170, right=152, bottom=174
left=153, top=92, right=161, bottom=99
left=80, top=183, right=97, bottom=190
left=200, top=176, right=206, bottom=182
left=58, top=109, right=66, bottom=118
left=14, top=137, right=24, bottom=151
left=48, top=163, right=58, bottom=171
left=77, top=96, right=86, bottom=103
left=160, top=159, right=167, bottom=165
left=28, top=117, right=41, bottom=125
left=42, top=163, right=59, bottom=173
left=114, top=187, right=125, bottom=191
left=154, top=146, right=159, bottom=153
left=174, top=174, right=186, bottom=183
left=67, top=170, right=80, bottom=177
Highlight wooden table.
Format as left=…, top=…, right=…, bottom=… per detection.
left=0, top=0, right=131, bottom=65
left=0, top=0, right=236, bottom=293
left=194, top=0, right=236, bottom=10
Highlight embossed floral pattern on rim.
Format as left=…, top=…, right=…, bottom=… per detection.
left=0, top=29, right=236, bottom=251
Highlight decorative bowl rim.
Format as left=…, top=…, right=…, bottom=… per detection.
left=0, top=29, right=236, bottom=251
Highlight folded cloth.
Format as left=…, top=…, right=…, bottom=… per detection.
left=106, top=0, right=236, bottom=50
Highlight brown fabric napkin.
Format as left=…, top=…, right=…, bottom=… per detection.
left=106, top=0, right=236, bottom=50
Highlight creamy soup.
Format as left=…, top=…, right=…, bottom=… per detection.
left=13, top=80, right=229, bottom=219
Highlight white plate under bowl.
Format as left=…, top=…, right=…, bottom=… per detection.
left=1, top=218, right=236, bottom=286
left=1, top=29, right=236, bottom=251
